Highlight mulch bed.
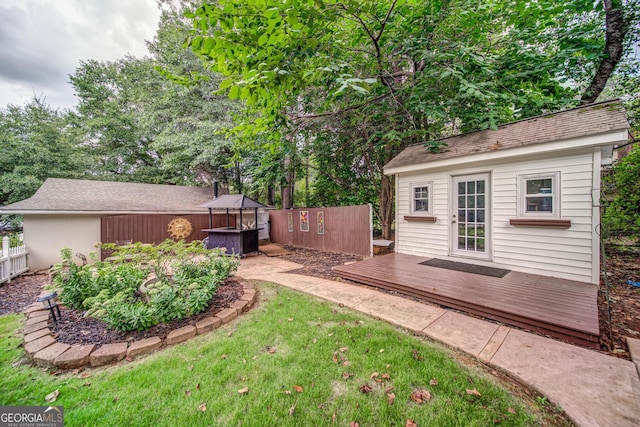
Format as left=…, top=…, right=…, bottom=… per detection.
left=279, top=245, right=363, bottom=280
left=50, top=278, right=243, bottom=346
left=0, top=271, right=49, bottom=315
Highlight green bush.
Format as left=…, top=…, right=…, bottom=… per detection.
left=602, top=145, right=640, bottom=244
left=51, top=240, right=239, bottom=331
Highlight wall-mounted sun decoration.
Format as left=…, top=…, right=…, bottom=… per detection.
left=167, top=217, right=193, bottom=240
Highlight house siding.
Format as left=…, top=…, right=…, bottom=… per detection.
left=396, top=149, right=598, bottom=283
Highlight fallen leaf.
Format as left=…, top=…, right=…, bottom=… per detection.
left=382, top=373, right=391, bottom=380
left=410, top=388, right=432, bottom=404
left=78, top=372, right=91, bottom=379
left=45, top=389, right=59, bottom=403
left=370, top=372, right=379, bottom=379
left=339, top=347, right=348, bottom=353
left=332, top=353, right=338, bottom=364
left=185, top=390, right=192, bottom=397
left=196, top=383, right=201, bottom=390
left=126, top=356, right=133, bottom=362
left=412, top=349, right=423, bottom=361
left=359, top=384, right=373, bottom=393
left=350, top=422, right=359, bottom=427
left=82, top=382, right=92, bottom=387
left=387, top=392, right=396, bottom=405
left=406, top=419, right=417, bottom=427
left=227, top=331, right=233, bottom=337
left=313, top=338, right=317, bottom=344
left=238, top=387, right=249, bottom=394
left=268, top=347, right=277, bottom=354
left=466, top=388, right=481, bottom=397
left=284, top=390, right=291, bottom=395
left=385, top=386, right=395, bottom=393
left=429, top=378, right=439, bottom=386
left=328, top=333, right=334, bottom=337
left=288, top=318, right=294, bottom=321
left=293, top=385, right=303, bottom=393
left=508, top=407, right=516, bottom=415
left=221, top=354, right=227, bottom=359
left=379, top=349, right=384, bottom=353
left=332, top=412, right=336, bottom=423
left=343, top=372, right=353, bottom=379
left=342, top=361, right=350, bottom=366
left=386, top=364, right=390, bottom=369
left=112, top=396, right=120, bottom=403
left=243, top=359, right=247, bottom=364
left=198, top=402, right=207, bottom=412
left=289, top=404, right=296, bottom=416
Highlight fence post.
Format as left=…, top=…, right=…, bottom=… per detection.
left=2, top=236, right=9, bottom=283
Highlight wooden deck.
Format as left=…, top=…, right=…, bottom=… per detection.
left=333, top=253, right=600, bottom=348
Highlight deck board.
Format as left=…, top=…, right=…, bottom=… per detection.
left=333, top=253, right=599, bottom=348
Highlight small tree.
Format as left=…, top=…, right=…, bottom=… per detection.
left=602, top=144, right=640, bottom=244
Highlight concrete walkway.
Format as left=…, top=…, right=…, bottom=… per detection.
left=237, top=255, right=640, bottom=427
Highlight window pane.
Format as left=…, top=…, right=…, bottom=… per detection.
left=467, top=210, right=475, bottom=223
left=458, top=237, right=466, bottom=250
left=468, top=237, right=476, bottom=250
left=458, top=224, right=466, bottom=237
left=476, top=225, right=485, bottom=237
left=526, top=196, right=553, bottom=212
left=458, top=195, right=466, bottom=208
left=467, top=224, right=476, bottom=237
left=467, top=181, right=476, bottom=194
left=477, top=238, right=485, bottom=252
left=415, top=199, right=428, bottom=211
left=414, top=186, right=428, bottom=198
left=458, top=182, right=466, bottom=195
left=477, top=195, right=485, bottom=208
left=477, top=209, right=485, bottom=223
left=526, top=178, right=553, bottom=194
left=467, top=195, right=475, bottom=208
left=477, top=180, right=485, bottom=194
left=458, top=209, right=466, bottom=222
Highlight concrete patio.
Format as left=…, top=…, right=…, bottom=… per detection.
left=236, top=255, right=640, bottom=427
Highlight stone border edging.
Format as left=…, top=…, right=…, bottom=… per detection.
left=21, top=281, right=257, bottom=369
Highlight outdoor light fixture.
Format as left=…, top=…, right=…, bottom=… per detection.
left=37, top=292, right=62, bottom=323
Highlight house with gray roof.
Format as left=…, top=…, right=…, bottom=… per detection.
left=0, top=179, right=222, bottom=269
left=384, top=100, right=629, bottom=284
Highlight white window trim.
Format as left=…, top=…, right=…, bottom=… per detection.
left=517, top=172, right=561, bottom=218
left=410, top=182, right=433, bottom=215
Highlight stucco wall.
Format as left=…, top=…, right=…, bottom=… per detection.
left=395, top=148, right=600, bottom=284
left=24, top=215, right=102, bottom=270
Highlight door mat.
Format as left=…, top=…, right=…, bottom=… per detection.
left=419, top=258, right=511, bottom=278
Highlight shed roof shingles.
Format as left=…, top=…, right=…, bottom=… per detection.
left=1, top=178, right=214, bottom=213
left=384, top=100, right=629, bottom=172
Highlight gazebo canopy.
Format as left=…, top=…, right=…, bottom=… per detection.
left=198, top=194, right=266, bottom=210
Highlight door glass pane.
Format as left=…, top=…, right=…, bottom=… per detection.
left=458, top=182, right=466, bottom=194
left=477, top=238, right=485, bottom=252
left=477, top=209, right=485, bottom=223
left=467, top=181, right=475, bottom=194
left=477, top=180, right=485, bottom=194
left=458, top=224, right=466, bottom=236
left=458, top=195, right=466, bottom=208
left=467, top=224, right=476, bottom=237
left=476, top=225, right=485, bottom=237
left=467, top=210, right=475, bottom=223
left=468, top=238, right=476, bottom=250
left=477, top=195, right=485, bottom=208
left=458, top=237, right=466, bottom=250
left=467, top=196, right=475, bottom=208
left=458, top=209, right=466, bottom=221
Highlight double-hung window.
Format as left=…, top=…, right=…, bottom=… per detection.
left=518, top=172, right=560, bottom=217
left=411, top=183, right=432, bottom=214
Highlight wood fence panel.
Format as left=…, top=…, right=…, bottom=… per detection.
left=100, top=214, right=235, bottom=258
left=269, top=205, right=372, bottom=256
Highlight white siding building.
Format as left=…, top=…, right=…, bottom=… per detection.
left=384, top=100, right=629, bottom=284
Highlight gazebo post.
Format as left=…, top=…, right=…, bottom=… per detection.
left=254, top=208, right=258, bottom=229
left=208, top=208, right=212, bottom=229
left=239, top=209, right=243, bottom=230
left=225, top=208, right=230, bottom=228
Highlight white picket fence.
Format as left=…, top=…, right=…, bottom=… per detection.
left=0, top=234, right=28, bottom=284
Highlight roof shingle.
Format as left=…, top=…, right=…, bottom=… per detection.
left=384, top=100, right=629, bottom=172
left=0, top=178, right=215, bottom=213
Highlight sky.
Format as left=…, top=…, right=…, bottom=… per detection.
left=0, top=0, right=161, bottom=110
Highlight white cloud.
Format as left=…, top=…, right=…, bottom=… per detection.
left=0, top=0, right=160, bottom=110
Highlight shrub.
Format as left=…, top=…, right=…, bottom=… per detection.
left=51, top=240, right=239, bottom=331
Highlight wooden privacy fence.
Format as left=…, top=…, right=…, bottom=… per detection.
left=100, top=214, right=235, bottom=258
left=269, top=205, right=372, bottom=256
left=0, top=234, right=28, bottom=284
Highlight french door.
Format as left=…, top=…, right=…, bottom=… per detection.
left=452, top=174, right=490, bottom=258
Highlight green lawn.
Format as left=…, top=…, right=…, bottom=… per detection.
left=1, top=283, right=550, bottom=426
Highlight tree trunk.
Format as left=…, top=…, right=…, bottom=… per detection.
left=379, top=173, right=395, bottom=240
left=580, top=0, right=626, bottom=104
